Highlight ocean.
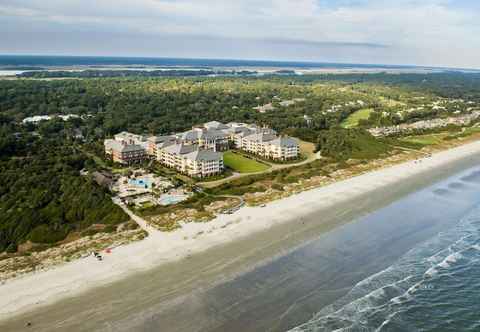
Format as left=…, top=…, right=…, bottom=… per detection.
left=292, top=213, right=480, bottom=331
left=291, top=173, right=480, bottom=332
left=0, top=54, right=443, bottom=70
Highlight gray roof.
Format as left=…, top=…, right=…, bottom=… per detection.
left=148, top=135, right=175, bottom=144
left=185, top=150, right=223, bottom=162
left=243, top=132, right=277, bottom=143
left=120, top=144, right=145, bottom=153
left=231, top=126, right=254, bottom=136
left=179, top=128, right=228, bottom=142
left=179, top=130, right=202, bottom=142
left=163, top=143, right=196, bottom=155
left=270, top=136, right=299, bottom=148
left=105, top=139, right=146, bottom=153
left=104, top=139, right=123, bottom=151
left=204, top=121, right=229, bottom=130
left=92, top=171, right=113, bottom=187
left=156, top=140, right=176, bottom=149
left=202, top=129, right=229, bottom=140
left=114, top=131, right=147, bottom=142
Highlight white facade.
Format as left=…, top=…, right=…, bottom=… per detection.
left=238, top=133, right=299, bottom=160
left=157, top=144, right=224, bottom=178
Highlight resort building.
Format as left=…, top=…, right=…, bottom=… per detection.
left=157, top=143, right=224, bottom=178
left=106, top=121, right=298, bottom=175
left=237, top=132, right=299, bottom=160
left=183, top=150, right=224, bottom=178
left=114, top=131, right=148, bottom=147
left=239, top=132, right=277, bottom=155
left=265, top=136, right=300, bottom=160
left=147, top=135, right=176, bottom=156
left=176, top=127, right=230, bottom=151
left=104, top=139, right=148, bottom=164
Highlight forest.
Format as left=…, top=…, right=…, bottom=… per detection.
left=0, top=123, right=128, bottom=252
left=0, top=75, right=391, bottom=137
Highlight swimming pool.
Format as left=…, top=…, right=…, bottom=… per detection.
left=129, top=178, right=151, bottom=189
left=158, top=195, right=188, bottom=206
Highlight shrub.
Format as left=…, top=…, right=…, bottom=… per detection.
left=6, top=243, right=17, bottom=253
left=29, top=225, right=69, bottom=244
left=81, top=229, right=101, bottom=237
left=284, top=176, right=299, bottom=183
left=317, top=127, right=390, bottom=160
left=103, top=225, right=117, bottom=233
left=271, top=183, right=284, bottom=191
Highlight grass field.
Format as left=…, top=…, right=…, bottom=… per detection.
left=223, top=151, right=270, bottom=173
left=341, top=108, right=374, bottom=128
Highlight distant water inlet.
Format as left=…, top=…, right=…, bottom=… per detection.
left=290, top=205, right=480, bottom=332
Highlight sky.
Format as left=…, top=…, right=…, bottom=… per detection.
left=1, top=0, right=480, bottom=68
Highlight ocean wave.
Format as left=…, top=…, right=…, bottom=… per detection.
left=424, top=266, right=438, bottom=277
left=290, top=203, right=480, bottom=332
left=444, top=251, right=463, bottom=264
left=471, top=244, right=480, bottom=251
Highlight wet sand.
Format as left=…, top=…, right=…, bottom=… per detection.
left=2, top=144, right=480, bottom=331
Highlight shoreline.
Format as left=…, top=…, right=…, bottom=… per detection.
left=3, top=140, right=480, bottom=323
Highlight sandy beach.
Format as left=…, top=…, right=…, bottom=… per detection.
left=2, top=140, right=480, bottom=324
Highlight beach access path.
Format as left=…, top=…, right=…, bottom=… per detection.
left=112, top=198, right=157, bottom=235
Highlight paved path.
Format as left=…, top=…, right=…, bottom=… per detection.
left=112, top=198, right=158, bottom=235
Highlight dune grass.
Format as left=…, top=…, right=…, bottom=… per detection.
left=400, top=134, right=447, bottom=146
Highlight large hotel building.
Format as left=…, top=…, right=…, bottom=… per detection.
left=105, top=121, right=299, bottom=177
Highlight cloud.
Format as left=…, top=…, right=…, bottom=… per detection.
left=264, top=38, right=388, bottom=49
left=1, top=0, right=480, bottom=68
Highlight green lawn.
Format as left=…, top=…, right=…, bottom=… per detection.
left=223, top=151, right=270, bottom=173
left=341, top=108, right=374, bottom=128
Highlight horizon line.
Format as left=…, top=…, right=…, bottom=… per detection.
left=1, top=53, right=480, bottom=72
